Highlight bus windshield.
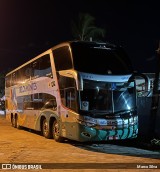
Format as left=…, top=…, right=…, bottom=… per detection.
left=80, top=79, right=136, bottom=114
left=71, top=43, right=132, bottom=74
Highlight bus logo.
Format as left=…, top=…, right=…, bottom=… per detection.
left=19, top=83, right=37, bottom=93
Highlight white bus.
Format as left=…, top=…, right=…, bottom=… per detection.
left=5, top=41, right=138, bottom=142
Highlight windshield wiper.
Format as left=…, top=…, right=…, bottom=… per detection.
left=114, top=108, right=136, bottom=115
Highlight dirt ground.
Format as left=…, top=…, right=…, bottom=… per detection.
left=0, top=115, right=160, bottom=172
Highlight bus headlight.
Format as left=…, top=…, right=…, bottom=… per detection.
left=77, top=116, right=97, bottom=127
left=134, top=116, right=138, bottom=122
left=129, top=117, right=133, bottom=123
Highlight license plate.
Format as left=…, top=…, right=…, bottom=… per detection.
left=108, top=136, right=119, bottom=140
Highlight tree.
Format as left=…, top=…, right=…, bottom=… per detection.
left=0, top=71, right=5, bottom=98
left=0, top=71, right=5, bottom=110
left=71, top=13, right=105, bottom=41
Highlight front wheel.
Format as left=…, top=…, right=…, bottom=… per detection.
left=52, top=120, right=64, bottom=142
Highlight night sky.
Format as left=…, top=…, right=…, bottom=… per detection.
left=0, top=0, right=159, bottom=73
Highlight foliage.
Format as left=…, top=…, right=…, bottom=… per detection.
left=71, top=13, right=106, bottom=41
left=0, top=71, right=5, bottom=98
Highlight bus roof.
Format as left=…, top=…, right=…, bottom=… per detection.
left=6, top=41, right=132, bottom=76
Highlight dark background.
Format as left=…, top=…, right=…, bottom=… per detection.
left=0, top=0, right=159, bottom=73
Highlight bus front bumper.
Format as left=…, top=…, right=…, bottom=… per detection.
left=77, top=124, right=138, bottom=142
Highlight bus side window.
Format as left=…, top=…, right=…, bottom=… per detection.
left=43, top=98, right=57, bottom=110
left=6, top=75, right=11, bottom=88
left=31, top=60, right=40, bottom=79
left=65, top=88, right=77, bottom=111
left=11, top=72, right=17, bottom=86
left=17, top=66, right=31, bottom=84
left=53, top=46, right=73, bottom=71
left=20, top=64, right=31, bottom=82
left=58, top=75, right=77, bottom=112
left=39, top=54, right=52, bottom=78
left=30, top=54, right=52, bottom=80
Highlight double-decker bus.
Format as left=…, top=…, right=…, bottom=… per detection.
left=5, top=41, right=138, bottom=142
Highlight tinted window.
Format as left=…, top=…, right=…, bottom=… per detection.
left=31, top=60, right=39, bottom=79
left=11, top=72, right=17, bottom=86
left=22, top=93, right=56, bottom=110
left=6, top=75, right=11, bottom=88
left=53, top=46, right=73, bottom=71
left=43, top=99, right=57, bottom=110
left=39, top=54, right=52, bottom=77
left=71, top=43, right=133, bottom=74
left=58, top=75, right=77, bottom=112
left=31, top=54, right=52, bottom=79
left=58, top=75, right=76, bottom=89
left=19, top=64, right=31, bottom=83
left=6, top=55, right=51, bottom=86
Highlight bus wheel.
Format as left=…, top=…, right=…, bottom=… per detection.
left=16, top=117, right=21, bottom=129
left=52, top=120, right=64, bottom=142
left=42, top=118, right=52, bottom=139
left=11, top=116, right=17, bottom=128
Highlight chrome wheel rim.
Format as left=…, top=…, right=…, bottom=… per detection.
left=54, top=122, right=59, bottom=137
left=43, top=121, right=48, bottom=136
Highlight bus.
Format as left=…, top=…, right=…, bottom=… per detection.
left=5, top=41, right=138, bottom=142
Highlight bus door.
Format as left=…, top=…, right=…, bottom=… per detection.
left=58, top=71, right=79, bottom=139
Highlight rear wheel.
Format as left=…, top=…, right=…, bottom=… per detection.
left=52, top=120, right=64, bottom=142
left=11, top=116, right=17, bottom=128
left=42, top=118, right=52, bottom=139
left=16, top=117, right=21, bottom=129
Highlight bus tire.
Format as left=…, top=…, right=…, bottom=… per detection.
left=16, top=117, right=21, bottom=129
left=11, top=116, right=17, bottom=128
left=52, top=120, right=64, bottom=142
left=42, top=118, right=52, bottom=139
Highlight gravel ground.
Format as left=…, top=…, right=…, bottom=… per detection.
left=0, top=115, right=160, bottom=172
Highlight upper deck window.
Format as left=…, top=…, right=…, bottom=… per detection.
left=71, top=43, right=133, bottom=74
left=31, top=54, right=52, bottom=79
left=53, top=46, right=73, bottom=71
